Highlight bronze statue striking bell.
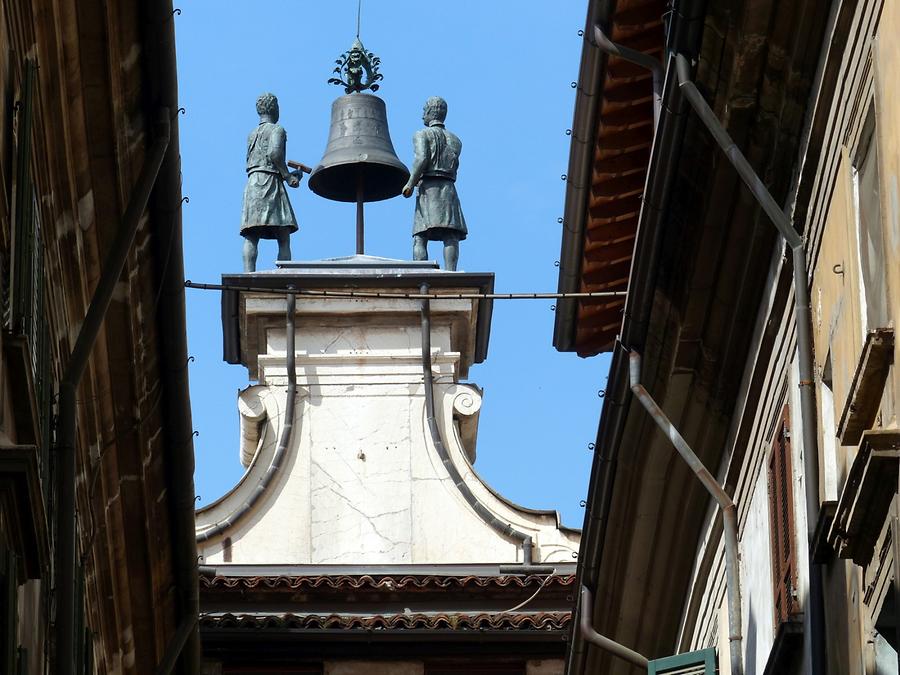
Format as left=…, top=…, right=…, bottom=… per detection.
left=308, top=93, right=409, bottom=202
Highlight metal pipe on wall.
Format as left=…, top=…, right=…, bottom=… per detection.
left=675, top=53, right=826, bottom=675
left=579, top=585, right=649, bottom=668
left=592, top=24, right=663, bottom=128
left=56, top=110, right=170, bottom=675
left=419, top=282, right=534, bottom=566
left=629, top=351, right=744, bottom=675
left=196, top=290, right=298, bottom=545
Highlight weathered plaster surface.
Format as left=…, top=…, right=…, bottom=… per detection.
left=325, top=662, right=424, bottom=675
left=526, top=659, right=565, bottom=675
left=741, top=470, right=775, bottom=673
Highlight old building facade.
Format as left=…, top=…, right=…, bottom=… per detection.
left=0, top=0, right=199, bottom=673
left=559, top=0, right=900, bottom=673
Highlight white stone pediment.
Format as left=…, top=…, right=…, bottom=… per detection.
left=197, top=270, right=579, bottom=566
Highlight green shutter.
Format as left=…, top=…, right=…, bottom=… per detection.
left=1, top=546, right=19, bottom=675
left=74, top=562, right=85, bottom=675
left=16, top=647, right=28, bottom=675
left=37, top=319, right=53, bottom=507
left=72, top=561, right=94, bottom=675
left=647, top=648, right=717, bottom=674
left=83, top=630, right=93, bottom=675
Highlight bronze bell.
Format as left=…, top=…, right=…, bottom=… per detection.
left=308, top=93, right=409, bottom=202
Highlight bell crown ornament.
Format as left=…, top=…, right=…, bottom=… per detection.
left=308, top=38, right=409, bottom=203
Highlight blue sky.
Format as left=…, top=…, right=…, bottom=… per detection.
left=175, top=1, right=609, bottom=528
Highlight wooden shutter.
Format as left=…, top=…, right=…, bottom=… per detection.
left=74, top=562, right=88, bottom=675
left=647, top=647, right=717, bottom=674
left=768, top=405, right=798, bottom=626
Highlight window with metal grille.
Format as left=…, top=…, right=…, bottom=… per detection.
left=768, top=405, right=798, bottom=626
left=10, top=58, right=36, bottom=337
left=647, top=647, right=717, bottom=674
left=6, top=58, right=53, bottom=488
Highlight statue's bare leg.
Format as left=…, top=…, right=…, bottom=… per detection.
left=413, top=234, right=428, bottom=261
left=242, top=234, right=260, bottom=273
left=276, top=230, right=292, bottom=262
left=443, top=234, right=459, bottom=271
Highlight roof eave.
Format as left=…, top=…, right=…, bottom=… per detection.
left=553, top=0, right=616, bottom=352
left=142, top=0, right=201, bottom=670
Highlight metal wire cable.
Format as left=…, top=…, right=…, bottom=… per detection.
left=185, top=280, right=626, bottom=301
left=498, top=572, right=557, bottom=613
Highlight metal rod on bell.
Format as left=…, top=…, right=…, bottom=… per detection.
left=356, top=171, right=365, bottom=255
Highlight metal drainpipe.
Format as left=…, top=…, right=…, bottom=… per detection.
left=196, top=290, right=298, bottom=545
left=629, top=351, right=743, bottom=675
left=675, top=53, right=826, bottom=674
left=55, top=110, right=170, bottom=675
left=592, top=24, right=663, bottom=128
left=419, top=283, right=534, bottom=566
left=579, top=585, right=649, bottom=668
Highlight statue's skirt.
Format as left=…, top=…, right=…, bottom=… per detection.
left=413, top=177, right=467, bottom=241
left=240, top=171, right=299, bottom=239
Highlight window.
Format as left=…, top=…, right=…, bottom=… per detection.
left=4, top=58, right=52, bottom=491
left=852, top=104, right=888, bottom=334
left=768, top=405, right=799, bottom=626
left=9, top=58, right=37, bottom=338
left=820, top=353, right=840, bottom=500
left=842, top=104, right=895, bottom=443
left=873, top=592, right=898, bottom=674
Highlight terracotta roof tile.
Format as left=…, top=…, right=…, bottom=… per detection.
left=200, top=611, right=571, bottom=631
left=565, top=0, right=667, bottom=356
left=200, top=574, right=575, bottom=591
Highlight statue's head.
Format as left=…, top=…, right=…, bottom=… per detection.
left=348, top=38, right=365, bottom=66
left=423, top=97, right=448, bottom=125
left=256, top=92, right=279, bottom=122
